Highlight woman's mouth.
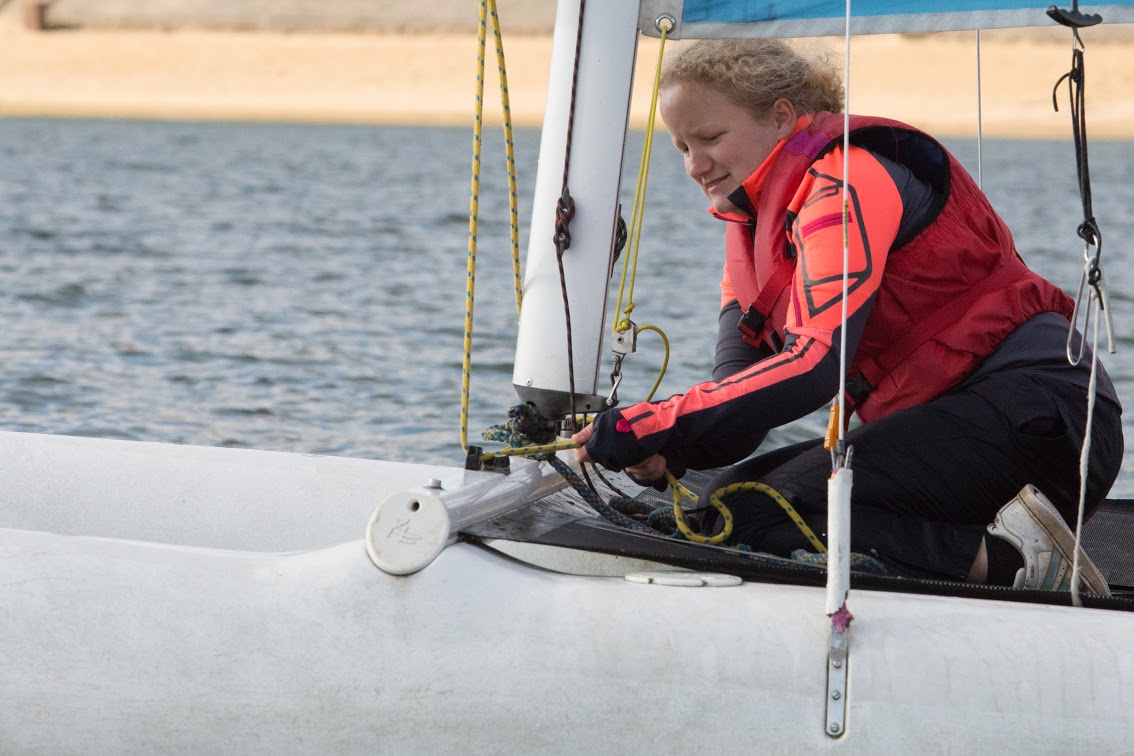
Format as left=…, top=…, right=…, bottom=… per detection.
left=703, top=176, right=728, bottom=192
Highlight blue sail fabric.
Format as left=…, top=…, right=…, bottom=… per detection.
left=639, top=1, right=1134, bottom=37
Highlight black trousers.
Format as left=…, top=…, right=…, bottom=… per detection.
left=700, top=371, right=1124, bottom=580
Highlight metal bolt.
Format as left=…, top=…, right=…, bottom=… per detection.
left=831, top=691, right=841, bottom=700
left=829, top=724, right=841, bottom=735
left=832, top=660, right=842, bottom=669
left=426, top=479, right=443, bottom=490
left=525, top=378, right=533, bottom=386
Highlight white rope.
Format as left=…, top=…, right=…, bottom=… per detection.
left=836, top=2, right=852, bottom=452
left=975, top=29, right=983, bottom=189
left=1069, top=297, right=1102, bottom=607
left=824, top=0, right=855, bottom=620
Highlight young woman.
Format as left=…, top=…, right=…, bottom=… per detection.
left=573, top=39, right=1122, bottom=594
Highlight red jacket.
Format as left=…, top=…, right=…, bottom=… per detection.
left=584, top=112, right=1074, bottom=473
left=722, top=112, right=1073, bottom=422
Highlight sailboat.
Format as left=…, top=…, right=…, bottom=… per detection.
left=4, top=1, right=1134, bottom=752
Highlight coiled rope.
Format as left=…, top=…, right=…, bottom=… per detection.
left=481, top=403, right=828, bottom=551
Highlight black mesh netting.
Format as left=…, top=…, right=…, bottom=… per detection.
left=462, top=465, right=1134, bottom=607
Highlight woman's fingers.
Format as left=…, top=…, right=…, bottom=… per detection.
left=626, top=454, right=667, bottom=483
left=571, top=424, right=594, bottom=463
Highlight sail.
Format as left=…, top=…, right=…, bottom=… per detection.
left=639, top=1, right=1134, bottom=38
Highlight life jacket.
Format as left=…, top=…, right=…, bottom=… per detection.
left=723, top=112, right=1074, bottom=423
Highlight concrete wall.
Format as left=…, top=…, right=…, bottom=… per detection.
left=25, top=1, right=1134, bottom=39
left=41, top=0, right=557, bottom=33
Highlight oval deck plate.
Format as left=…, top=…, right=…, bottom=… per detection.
left=625, top=571, right=742, bottom=587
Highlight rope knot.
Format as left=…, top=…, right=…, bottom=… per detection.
left=1077, top=218, right=1100, bottom=248
left=1087, top=259, right=1103, bottom=287
left=481, top=403, right=559, bottom=458
left=554, top=187, right=576, bottom=254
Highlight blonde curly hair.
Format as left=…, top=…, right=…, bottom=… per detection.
left=660, top=39, right=844, bottom=117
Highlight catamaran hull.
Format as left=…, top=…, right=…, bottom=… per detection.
left=3, top=510, right=1132, bottom=753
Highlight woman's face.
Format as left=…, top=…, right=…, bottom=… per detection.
left=659, top=82, right=796, bottom=214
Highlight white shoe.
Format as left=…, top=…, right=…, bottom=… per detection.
left=987, top=484, right=1111, bottom=598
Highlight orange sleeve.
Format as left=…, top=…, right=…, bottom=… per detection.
left=785, top=146, right=904, bottom=342
left=621, top=145, right=905, bottom=450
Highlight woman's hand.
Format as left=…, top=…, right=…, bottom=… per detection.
left=572, top=422, right=669, bottom=489
left=571, top=423, right=596, bottom=463
left=624, top=454, right=669, bottom=487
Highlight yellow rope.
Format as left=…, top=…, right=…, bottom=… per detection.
left=461, top=0, right=520, bottom=451
left=488, top=2, right=523, bottom=315
left=667, top=476, right=826, bottom=552
left=665, top=471, right=732, bottom=545
left=612, top=23, right=669, bottom=335
left=720, top=482, right=827, bottom=553
left=485, top=439, right=818, bottom=553
left=634, top=323, right=670, bottom=402
left=480, top=440, right=578, bottom=461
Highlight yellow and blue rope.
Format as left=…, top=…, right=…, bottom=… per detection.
left=462, top=0, right=521, bottom=451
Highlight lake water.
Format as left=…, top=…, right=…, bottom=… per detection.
left=1, top=118, right=1132, bottom=494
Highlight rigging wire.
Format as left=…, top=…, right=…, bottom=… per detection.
left=1049, top=23, right=1114, bottom=605
left=975, top=30, right=983, bottom=189
left=822, top=0, right=857, bottom=635
left=1053, top=30, right=1114, bottom=364
left=1070, top=309, right=1102, bottom=607
left=830, top=8, right=853, bottom=471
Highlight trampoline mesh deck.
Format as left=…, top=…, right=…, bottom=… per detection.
left=464, top=466, right=1134, bottom=605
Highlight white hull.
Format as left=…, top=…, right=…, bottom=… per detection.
left=2, top=430, right=1132, bottom=753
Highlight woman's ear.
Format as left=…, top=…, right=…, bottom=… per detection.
left=770, top=98, right=798, bottom=137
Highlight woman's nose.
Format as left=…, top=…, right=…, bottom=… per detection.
left=686, top=149, right=709, bottom=178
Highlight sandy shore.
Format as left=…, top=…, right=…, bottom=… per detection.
left=0, top=16, right=1130, bottom=139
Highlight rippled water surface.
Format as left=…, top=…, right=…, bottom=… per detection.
left=1, top=118, right=1132, bottom=493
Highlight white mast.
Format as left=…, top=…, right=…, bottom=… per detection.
left=512, top=0, right=641, bottom=422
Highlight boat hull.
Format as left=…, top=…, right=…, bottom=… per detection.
left=4, top=524, right=1132, bottom=753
